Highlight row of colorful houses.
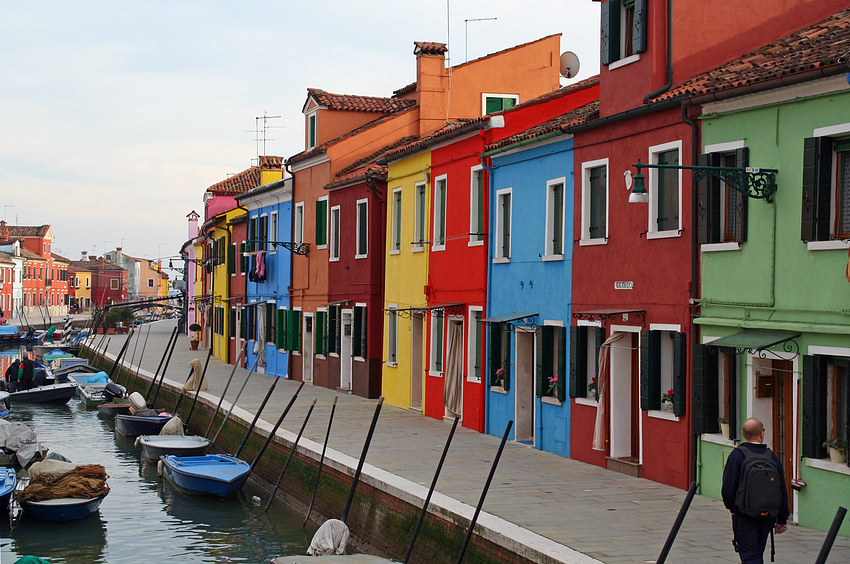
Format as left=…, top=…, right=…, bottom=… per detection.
left=181, top=1, right=850, bottom=535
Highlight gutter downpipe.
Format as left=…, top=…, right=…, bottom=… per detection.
left=643, top=0, right=674, bottom=105
left=479, top=155, right=495, bottom=437
left=284, top=160, right=295, bottom=381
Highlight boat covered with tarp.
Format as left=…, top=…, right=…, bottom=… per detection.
left=15, top=459, right=110, bottom=522
left=0, top=420, right=47, bottom=468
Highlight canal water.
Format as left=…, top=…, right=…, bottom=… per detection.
left=0, top=364, right=317, bottom=563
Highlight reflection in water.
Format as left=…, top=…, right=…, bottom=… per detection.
left=0, top=394, right=314, bottom=563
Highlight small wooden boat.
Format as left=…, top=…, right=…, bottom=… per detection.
left=72, top=372, right=113, bottom=409
left=19, top=492, right=108, bottom=522
left=97, top=400, right=132, bottom=417
left=138, top=435, right=211, bottom=462
left=9, top=381, right=78, bottom=404
left=77, top=384, right=109, bottom=409
left=0, top=467, right=15, bottom=510
left=159, top=454, right=250, bottom=498
left=114, top=414, right=172, bottom=437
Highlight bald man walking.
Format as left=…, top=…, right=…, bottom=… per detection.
left=722, top=417, right=790, bottom=563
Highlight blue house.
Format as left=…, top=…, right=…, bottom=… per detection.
left=482, top=103, right=596, bottom=457
left=236, top=177, right=294, bottom=378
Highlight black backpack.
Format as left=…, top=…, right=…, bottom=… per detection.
left=734, top=444, right=783, bottom=519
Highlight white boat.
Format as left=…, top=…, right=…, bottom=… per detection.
left=137, top=435, right=211, bottom=462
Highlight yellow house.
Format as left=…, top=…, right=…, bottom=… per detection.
left=208, top=208, right=246, bottom=364
left=70, top=264, right=92, bottom=311
left=382, top=153, right=431, bottom=411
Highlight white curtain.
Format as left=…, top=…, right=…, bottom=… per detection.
left=255, top=303, right=266, bottom=366
left=443, top=317, right=464, bottom=415
left=592, top=332, right=627, bottom=451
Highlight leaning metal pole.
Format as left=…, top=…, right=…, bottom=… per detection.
left=656, top=481, right=699, bottom=564
left=814, top=506, right=848, bottom=564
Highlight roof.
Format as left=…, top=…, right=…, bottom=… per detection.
left=485, top=100, right=600, bottom=153
left=325, top=163, right=387, bottom=191
left=306, top=89, right=416, bottom=114
left=207, top=156, right=283, bottom=195
left=50, top=253, right=71, bottom=264
left=5, top=225, right=51, bottom=238
left=655, top=9, right=850, bottom=102
left=413, top=41, right=448, bottom=56
left=0, top=252, right=13, bottom=265
left=19, top=248, right=45, bottom=261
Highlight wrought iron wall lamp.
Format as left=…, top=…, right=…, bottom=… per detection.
left=628, top=159, right=779, bottom=203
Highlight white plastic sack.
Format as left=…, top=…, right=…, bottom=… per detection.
left=27, top=459, right=77, bottom=481
left=306, top=519, right=350, bottom=556
left=159, top=416, right=183, bottom=435
left=184, top=359, right=208, bottom=392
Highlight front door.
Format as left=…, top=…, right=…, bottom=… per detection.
left=610, top=332, right=640, bottom=461
left=514, top=330, right=535, bottom=443
left=340, top=311, right=352, bottom=391
left=410, top=314, right=424, bottom=411
left=771, top=359, right=794, bottom=512
left=302, top=314, right=313, bottom=384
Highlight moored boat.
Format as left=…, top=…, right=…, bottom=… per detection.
left=19, top=491, right=107, bottom=522
left=159, top=454, right=250, bottom=498
left=9, top=381, right=78, bottom=404
left=114, top=413, right=172, bottom=437
left=138, top=435, right=211, bottom=462
left=0, top=467, right=16, bottom=510
left=97, top=400, right=132, bottom=416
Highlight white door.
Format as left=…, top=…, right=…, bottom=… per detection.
left=410, top=314, right=424, bottom=411
left=340, top=310, right=353, bottom=391
left=302, top=313, right=314, bottom=384
left=515, top=329, right=535, bottom=443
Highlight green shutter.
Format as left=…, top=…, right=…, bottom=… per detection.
left=632, top=0, right=646, bottom=54
left=696, top=153, right=720, bottom=245
left=801, top=137, right=832, bottom=242
left=672, top=332, right=686, bottom=416
left=360, top=307, right=368, bottom=358
left=692, top=344, right=719, bottom=434
left=309, top=115, right=316, bottom=147
left=734, top=148, right=749, bottom=242
left=557, top=327, right=567, bottom=402
left=801, top=355, right=828, bottom=459
left=316, top=200, right=327, bottom=246
left=314, top=312, right=326, bottom=355
left=640, top=330, right=661, bottom=411
left=601, top=0, right=621, bottom=66
left=502, top=327, right=511, bottom=392
left=275, top=309, right=286, bottom=349
left=569, top=326, right=587, bottom=398
left=536, top=327, right=547, bottom=397
left=489, top=324, right=501, bottom=387
left=485, top=97, right=502, bottom=114
left=286, top=310, right=299, bottom=351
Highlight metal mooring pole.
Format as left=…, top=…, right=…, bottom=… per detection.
left=814, top=506, right=848, bottom=564
left=656, top=481, right=699, bottom=564
left=341, top=397, right=384, bottom=523
left=265, top=398, right=316, bottom=513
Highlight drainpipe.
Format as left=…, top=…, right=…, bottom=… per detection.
left=480, top=155, right=495, bottom=437
left=643, top=0, right=674, bottom=105
left=285, top=160, right=295, bottom=380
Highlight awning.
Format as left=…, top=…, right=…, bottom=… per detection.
left=482, top=312, right=538, bottom=324
left=572, top=308, right=645, bottom=324
left=708, top=330, right=800, bottom=351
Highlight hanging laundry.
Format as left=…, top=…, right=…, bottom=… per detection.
left=256, top=251, right=266, bottom=281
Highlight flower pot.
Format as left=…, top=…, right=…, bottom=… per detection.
left=190, top=340, right=199, bottom=351
left=720, top=422, right=730, bottom=438
left=107, top=328, right=115, bottom=335
left=663, top=401, right=674, bottom=413
left=828, top=446, right=847, bottom=464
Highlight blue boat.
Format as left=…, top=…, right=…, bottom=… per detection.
left=159, top=454, right=250, bottom=498
left=19, top=492, right=107, bottom=522
left=114, top=414, right=172, bottom=437
left=0, top=467, right=16, bottom=510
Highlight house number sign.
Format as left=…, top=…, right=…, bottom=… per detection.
left=614, top=281, right=634, bottom=290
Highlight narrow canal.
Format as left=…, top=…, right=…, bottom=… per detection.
left=0, top=372, right=317, bottom=563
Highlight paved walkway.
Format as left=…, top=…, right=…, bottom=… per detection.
left=88, top=321, right=850, bottom=564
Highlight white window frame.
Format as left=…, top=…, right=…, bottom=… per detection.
left=544, top=176, right=567, bottom=260
left=429, top=310, right=445, bottom=377
left=469, top=165, right=485, bottom=247
left=809, top=122, right=850, bottom=250
left=307, top=111, right=318, bottom=149
left=414, top=181, right=427, bottom=252
left=329, top=205, right=341, bottom=262
left=482, top=93, right=519, bottom=115
left=432, top=174, right=447, bottom=251
left=581, top=158, right=609, bottom=245
left=494, top=187, right=512, bottom=262
left=110, top=279, right=119, bottom=290
left=355, top=198, right=368, bottom=259
left=647, top=140, right=683, bottom=239
left=391, top=187, right=402, bottom=255
left=316, top=195, right=329, bottom=250
left=386, top=305, right=398, bottom=367
left=294, top=202, right=304, bottom=245
left=467, top=306, right=484, bottom=382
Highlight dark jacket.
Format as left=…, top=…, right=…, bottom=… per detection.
left=4, top=361, right=20, bottom=381
left=20, top=358, right=35, bottom=381
left=721, top=442, right=790, bottom=525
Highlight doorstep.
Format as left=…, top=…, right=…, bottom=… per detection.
left=606, top=456, right=642, bottom=478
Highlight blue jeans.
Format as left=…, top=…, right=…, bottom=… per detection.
left=734, top=514, right=773, bottom=563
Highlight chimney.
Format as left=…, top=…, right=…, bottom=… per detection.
left=414, top=41, right=448, bottom=137
left=116, top=247, right=122, bottom=253
left=0, top=220, right=8, bottom=244
left=81, top=251, right=88, bottom=261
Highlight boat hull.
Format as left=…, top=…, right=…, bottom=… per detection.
left=139, top=435, right=211, bottom=461
left=9, top=382, right=78, bottom=404
left=77, top=383, right=108, bottom=409
left=20, top=493, right=107, bottom=522
left=160, top=454, right=250, bottom=498
left=0, top=468, right=15, bottom=510
left=114, top=414, right=172, bottom=437
left=97, top=401, right=132, bottom=417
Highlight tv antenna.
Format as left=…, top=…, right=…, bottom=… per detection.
left=248, top=111, right=283, bottom=158
left=465, top=18, right=497, bottom=63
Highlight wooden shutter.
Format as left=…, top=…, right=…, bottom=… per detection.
left=557, top=327, right=567, bottom=402
left=569, top=326, right=588, bottom=398
left=265, top=303, right=274, bottom=343
left=601, top=0, right=621, bottom=66
left=359, top=307, right=368, bottom=358
left=696, top=153, right=720, bottom=245
left=247, top=218, right=256, bottom=252
left=801, top=355, right=828, bottom=459
left=726, top=350, right=739, bottom=442
left=228, top=308, right=236, bottom=338
left=632, top=0, right=647, bottom=54
left=692, top=344, right=719, bottom=434
left=259, top=215, right=268, bottom=250
left=227, top=244, right=236, bottom=275
left=316, top=200, right=327, bottom=245
left=733, top=148, right=749, bottom=242
left=801, top=137, right=832, bottom=242
left=240, top=242, right=249, bottom=274
left=240, top=308, right=247, bottom=339
left=275, top=308, right=286, bottom=349
left=286, top=310, right=301, bottom=352
left=672, top=332, right=686, bottom=416
left=640, top=330, right=661, bottom=411
left=536, top=327, right=549, bottom=397
left=315, top=311, right=326, bottom=355
left=489, top=324, right=501, bottom=387
left=502, top=326, right=511, bottom=391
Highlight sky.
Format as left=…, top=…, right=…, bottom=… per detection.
left=0, top=1, right=600, bottom=273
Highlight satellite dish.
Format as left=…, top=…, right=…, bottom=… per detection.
left=560, top=51, right=580, bottom=79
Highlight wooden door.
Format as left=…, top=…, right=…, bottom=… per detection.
left=771, top=359, right=794, bottom=512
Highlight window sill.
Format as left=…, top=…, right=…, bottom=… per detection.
left=575, top=397, right=597, bottom=407
left=355, top=254, right=367, bottom=260
left=647, top=410, right=680, bottom=422
left=579, top=238, right=607, bottom=247
left=491, top=385, right=507, bottom=395
left=805, top=457, right=850, bottom=476
left=607, top=53, right=641, bottom=70
left=541, top=254, right=564, bottom=262
left=468, top=240, right=485, bottom=247
left=412, top=247, right=424, bottom=253
left=329, top=257, right=340, bottom=262
left=317, top=245, right=328, bottom=250
left=646, top=230, right=682, bottom=240
left=807, top=240, right=850, bottom=251
left=431, top=246, right=445, bottom=252
left=385, top=361, right=397, bottom=368
left=389, top=250, right=400, bottom=256
left=354, top=356, right=365, bottom=362
left=701, top=242, right=741, bottom=252
left=429, top=370, right=443, bottom=378
left=492, top=257, right=510, bottom=264
left=701, top=433, right=736, bottom=447
left=466, top=376, right=481, bottom=383
left=541, top=396, right=562, bottom=406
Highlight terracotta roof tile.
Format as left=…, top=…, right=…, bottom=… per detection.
left=206, top=156, right=282, bottom=195
left=335, top=136, right=419, bottom=178
left=307, top=89, right=416, bottom=113
left=6, top=225, right=50, bottom=238
left=655, top=9, right=850, bottom=102
left=325, top=163, right=388, bottom=190
left=414, top=42, right=448, bottom=56
left=393, top=82, right=416, bottom=97
left=486, top=100, right=601, bottom=152
left=19, top=248, right=45, bottom=261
